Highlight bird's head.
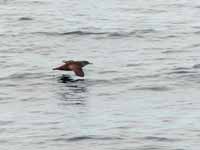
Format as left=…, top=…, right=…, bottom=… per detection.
left=80, top=61, right=92, bottom=67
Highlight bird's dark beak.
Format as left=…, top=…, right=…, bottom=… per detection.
left=53, top=68, right=58, bottom=70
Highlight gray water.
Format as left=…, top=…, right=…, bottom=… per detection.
left=1, top=0, right=200, bottom=149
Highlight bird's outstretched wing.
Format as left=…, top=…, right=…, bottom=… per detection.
left=73, top=67, right=84, bottom=77
left=68, top=64, right=84, bottom=77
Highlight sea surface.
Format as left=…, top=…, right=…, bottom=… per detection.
left=1, top=0, right=200, bottom=149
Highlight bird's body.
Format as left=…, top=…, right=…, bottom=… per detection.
left=53, top=60, right=91, bottom=77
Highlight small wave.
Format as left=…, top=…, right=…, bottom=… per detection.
left=62, top=31, right=107, bottom=35
left=2, top=72, right=49, bottom=80
left=192, top=25, right=200, bottom=29
left=193, top=64, right=200, bottom=69
left=131, top=86, right=170, bottom=91
left=0, top=140, right=8, bottom=143
left=195, top=5, right=200, bottom=9
left=162, top=50, right=186, bottom=54
left=134, top=74, right=161, bottom=79
left=18, top=17, right=33, bottom=21
left=194, top=31, right=200, bottom=35
left=126, top=63, right=145, bottom=67
left=98, top=70, right=118, bottom=74
left=32, top=29, right=156, bottom=38
left=108, top=31, right=135, bottom=37
left=0, top=120, right=14, bottom=126
left=108, top=29, right=156, bottom=38
left=167, top=70, right=196, bottom=75
left=141, top=8, right=167, bottom=14
left=33, top=31, right=107, bottom=36
left=31, top=121, right=60, bottom=126
left=52, top=135, right=122, bottom=142
left=188, top=43, right=200, bottom=48
left=172, top=67, right=191, bottom=70
left=158, top=35, right=178, bottom=39
left=58, top=102, right=85, bottom=106
left=60, top=136, right=92, bottom=141
left=97, top=93, right=113, bottom=97
left=1, top=29, right=156, bottom=38
left=110, top=77, right=131, bottom=84
left=144, top=136, right=179, bottom=142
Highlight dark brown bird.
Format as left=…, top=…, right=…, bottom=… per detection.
left=53, top=60, right=92, bottom=77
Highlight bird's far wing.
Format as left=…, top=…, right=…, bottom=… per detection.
left=62, top=60, right=67, bottom=63
left=62, top=60, right=73, bottom=63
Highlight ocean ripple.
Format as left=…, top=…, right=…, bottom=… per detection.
left=18, top=17, right=33, bottom=21
left=52, top=135, right=123, bottom=142
left=131, top=86, right=171, bottom=92
left=30, top=29, right=157, bottom=38
left=143, top=136, right=180, bottom=142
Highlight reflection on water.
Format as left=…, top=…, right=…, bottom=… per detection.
left=57, top=75, right=87, bottom=106
left=58, top=74, right=84, bottom=83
